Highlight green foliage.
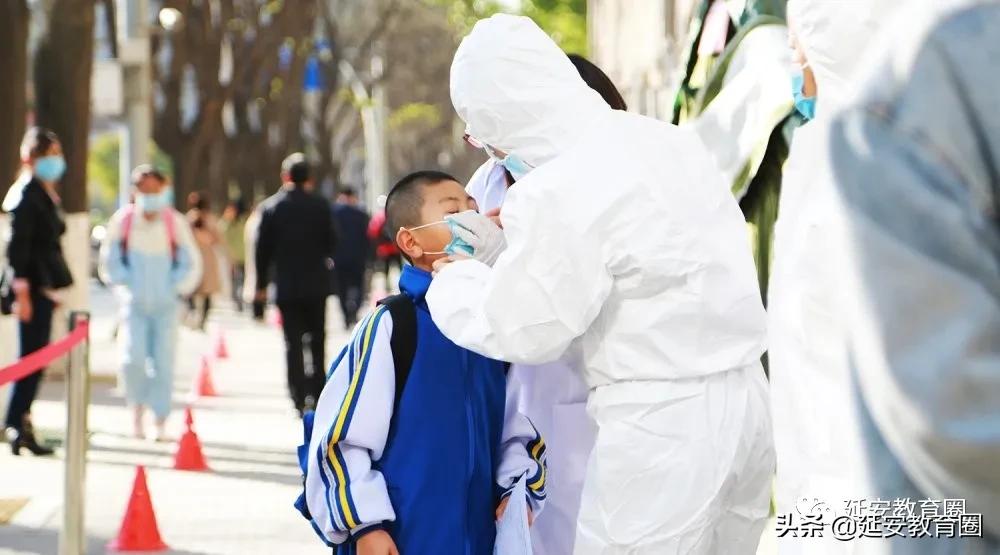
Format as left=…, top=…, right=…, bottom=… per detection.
left=426, top=0, right=506, bottom=34
left=426, top=0, right=587, bottom=53
left=522, top=0, right=587, bottom=54
left=87, top=133, right=119, bottom=209
left=86, top=133, right=175, bottom=216
left=389, top=102, right=443, bottom=129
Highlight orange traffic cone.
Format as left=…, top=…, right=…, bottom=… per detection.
left=214, top=330, right=229, bottom=360
left=192, top=356, right=218, bottom=397
left=173, top=407, right=209, bottom=471
left=107, top=466, right=168, bottom=552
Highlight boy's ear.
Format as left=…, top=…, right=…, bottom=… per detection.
left=396, top=227, right=424, bottom=260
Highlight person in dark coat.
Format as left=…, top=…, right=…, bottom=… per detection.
left=255, top=153, right=337, bottom=415
left=2, top=127, right=74, bottom=456
left=331, top=187, right=370, bottom=329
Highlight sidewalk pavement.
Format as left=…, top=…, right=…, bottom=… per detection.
left=0, top=282, right=354, bottom=555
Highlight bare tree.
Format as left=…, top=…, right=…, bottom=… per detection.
left=148, top=0, right=482, bottom=209
left=224, top=1, right=318, bottom=203
left=152, top=0, right=316, bottom=208
left=383, top=1, right=483, bottom=181
left=310, top=0, right=401, bottom=194
left=312, top=0, right=484, bottom=193
left=0, top=0, right=30, bottom=194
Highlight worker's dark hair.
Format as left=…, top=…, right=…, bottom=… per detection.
left=385, top=170, right=459, bottom=239
left=281, top=152, right=311, bottom=186
left=20, top=127, right=60, bottom=161
left=568, top=54, right=628, bottom=112
left=130, top=164, right=166, bottom=188
left=339, top=186, right=358, bottom=197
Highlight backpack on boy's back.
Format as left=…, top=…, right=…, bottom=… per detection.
left=117, top=204, right=180, bottom=269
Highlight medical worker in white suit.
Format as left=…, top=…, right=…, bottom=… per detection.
left=768, top=3, right=910, bottom=552
left=427, top=14, right=775, bottom=554
left=464, top=53, right=629, bottom=555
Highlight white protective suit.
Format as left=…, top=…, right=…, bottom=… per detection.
left=427, top=15, right=775, bottom=554
left=688, top=14, right=792, bottom=200
left=768, top=1, right=909, bottom=552
left=467, top=159, right=595, bottom=555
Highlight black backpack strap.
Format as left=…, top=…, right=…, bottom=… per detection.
left=376, top=294, right=417, bottom=413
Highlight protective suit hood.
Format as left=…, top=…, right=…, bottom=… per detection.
left=450, top=14, right=611, bottom=168
left=787, top=0, right=901, bottom=114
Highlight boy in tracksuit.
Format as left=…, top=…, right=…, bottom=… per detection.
left=303, top=171, right=546, bottom=554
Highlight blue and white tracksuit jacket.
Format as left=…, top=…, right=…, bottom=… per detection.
left=304, top=265, right=546, bottom=554
left=99, top=207, right=201, bottom=418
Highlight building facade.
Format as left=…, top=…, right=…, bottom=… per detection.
left=588, top=0, right=700, bottom=119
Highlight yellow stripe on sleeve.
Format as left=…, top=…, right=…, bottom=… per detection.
left=325, top=306, right=386, bottom=529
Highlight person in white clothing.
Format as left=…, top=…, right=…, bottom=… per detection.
left=427, top=14, right=774, bottom=554
left=774, top=1, right=1000, bottom=553
left=768, top=2, right=911, bottom=552
left=464, top=53, right=628, bottom=555
left=100, top=166, right=202, bottom=440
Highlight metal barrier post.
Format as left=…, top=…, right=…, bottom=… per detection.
left=60, top=311, right=90, bottom=555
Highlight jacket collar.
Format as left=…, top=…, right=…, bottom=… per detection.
left=399, top=265, right=433, bottom=301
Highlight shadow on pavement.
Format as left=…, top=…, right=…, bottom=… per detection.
left=0, top=524, right=208, bottom=555
left=36, top=379, right=295, bottom=417
left=35, top=380, right=127, bottom=409
left=93, top=458, right=304, bottom=488
left=89, top=437, right=297, bottom=468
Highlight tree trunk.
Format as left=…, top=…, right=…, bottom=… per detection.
left=0, top=0, right=29, bottom=194
left=32, top=0, right=96, bottom=375
left=33, top=0, right=95, bottom=213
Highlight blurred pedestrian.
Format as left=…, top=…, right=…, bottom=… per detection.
left=243, top=204, right=266, bottom=320
left=255, top=154, right=337, bottom=415
left=826, top=1, right=1000, bottom=548
left=331, top=187, right=370, bottom=329
left=220, top=198, right=248, bottom=312
left=1, top=127, right=74, bottom=456
left=186, top=191, right=222, bottom=330
left=768, top=2, right=908, bottom=545
left=100, top=166, right=201, bottom=440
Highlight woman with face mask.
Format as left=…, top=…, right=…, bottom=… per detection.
left=1, top=127, right=74, bottom=456
left=185, top=192, right=223, bottom=331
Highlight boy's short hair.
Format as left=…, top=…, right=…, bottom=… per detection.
left=385, top=170, right=459, bottom=236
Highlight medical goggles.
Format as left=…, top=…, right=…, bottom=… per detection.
left=463, top=134, right=504, bottom=161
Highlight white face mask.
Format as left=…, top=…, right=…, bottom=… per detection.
left=404, top=219, right=475, bottom=257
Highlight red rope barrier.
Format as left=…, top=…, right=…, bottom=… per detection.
left=0, top=321, right=90, bottom=386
